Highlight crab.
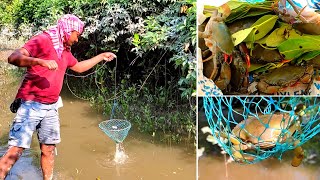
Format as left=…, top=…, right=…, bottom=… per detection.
left=229, top=49, right=249, bottom=93
left=257, top=65, right=314, bottom=94
left=203, top=51, right=231, bottom=91
left=274, top=0, right=320, bottom=24
left=293, top=23, right=320, bottom=35
left=217, top=104, right=306, bottom=167
left=197, top=47, right=223, bottom=96
left=272, top=0, right=320, bottom=35
left=198, top=6, right=235, bottom=90
left=251, top=44, right=282, bottom=63
left=198, top=8, right=234, bottom=56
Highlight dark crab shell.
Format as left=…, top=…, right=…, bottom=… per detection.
left=232, top=113, right=294, bottom=148
left=293, top=23, right=320, bottom=35
left=262, top=65, right=313, bottom=87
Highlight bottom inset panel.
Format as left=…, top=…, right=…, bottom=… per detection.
left=198, top=96, right=320, bottom=180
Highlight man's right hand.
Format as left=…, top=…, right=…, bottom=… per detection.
left=8, top=48, right=58, bottom=70
left=37, top=59, right=58, bottom=70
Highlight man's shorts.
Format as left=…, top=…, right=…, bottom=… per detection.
left=8, top=100, right=60, bottom=148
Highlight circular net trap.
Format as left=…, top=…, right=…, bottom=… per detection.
left=203, top=96, right=320, bottom=165
left=99, top=119, right=131, bottom=143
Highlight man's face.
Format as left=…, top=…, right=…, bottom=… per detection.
left=66, top=31, right=80, bottom=46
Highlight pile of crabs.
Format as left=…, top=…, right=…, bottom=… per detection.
left=198, top=0, right=320, bottom=95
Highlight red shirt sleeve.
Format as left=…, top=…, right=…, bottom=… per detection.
left=67, top=53, right=78, bottom=67
left=22, top=34, right=51, bottom=58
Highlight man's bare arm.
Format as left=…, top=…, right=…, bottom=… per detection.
left=70, top=52, right=116, bottom=73
left=8, top=48, right=58, bottom=70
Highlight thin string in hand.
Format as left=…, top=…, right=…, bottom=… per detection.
left=110, top=57, right=118, bottom=119
left=65, top=61, right=109, bottom=101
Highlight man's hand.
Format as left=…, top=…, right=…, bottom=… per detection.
left=37, top=59, right=58, bottom=70
left=100, top=52, right=117, bottom=62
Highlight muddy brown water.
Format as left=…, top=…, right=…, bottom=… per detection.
left=199, top=156, right=320, bottom=180
left=0, top=62, right=196, bottom=179
left=53, top=94, right=196, bottom=180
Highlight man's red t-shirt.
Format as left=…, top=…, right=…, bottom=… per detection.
left=16, top=33, right=78, bottom=104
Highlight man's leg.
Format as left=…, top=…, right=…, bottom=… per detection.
left=0, top=146, right=24, bottom=179
left=40, top=144, right=55, bottom=180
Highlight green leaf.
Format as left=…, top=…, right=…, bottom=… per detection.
left=278, top=35, right=320, bottom=60
left=132, top=33, right=140, bottom=46
left=249, top=62, right=285, bottom=73
left=256, top=35, right=267, bottom=45
left=285, top=29, right=303, bottom=39
left=226, top=4, right=250, bottom=23
left=231, top=15, right=278, bottom=46
left=232, top=27, right=254, bottom=46
left=248, top=14, right=278, bottom=41
left=241, top=8, right=271, bottom=19
left=226, top=1, right=246, bottom=10
left=265, top=28, right=286, bottom=47
left=295, top=51, right=320, bottom=64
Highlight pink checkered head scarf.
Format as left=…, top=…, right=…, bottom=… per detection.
left=45, top=14, right=85, bottom=59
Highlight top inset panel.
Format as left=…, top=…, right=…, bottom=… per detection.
left=197, top=0, right=320, bottom=96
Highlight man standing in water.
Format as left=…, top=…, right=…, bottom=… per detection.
left=0, top=14, right=116, bottom=180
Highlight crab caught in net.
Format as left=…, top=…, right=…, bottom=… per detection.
left=204, top=96, right=320, bottom=167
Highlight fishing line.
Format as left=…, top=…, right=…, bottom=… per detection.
left=65, top=58, right=122, bottom=103
left=110, top=57, right=118, bottom=119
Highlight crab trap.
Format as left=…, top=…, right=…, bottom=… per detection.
left=99, top=119, right=131, bottom=143
left=203, top=96, right=320, bottom=166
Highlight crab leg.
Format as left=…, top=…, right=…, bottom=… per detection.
left=286, top=0, right=309, bottom=23
left=214, top=131, right=248, bottom=151
left=202, top=54, right=214, bottom=63
left=214, top=62, right=231, bottom=90
left=286, top=119, right=301, bottom=137
left=212, top=130, right=249, bottom=161
left=252, top=141, right=277, bottom=149
left=291, top=140, right=304, bottom=167
left=286, top=0, right=320, bottom=23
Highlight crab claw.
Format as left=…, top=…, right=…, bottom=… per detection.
left=280, top=59, right=291, bottom=63
left=291, top=146, right=304, bottom=167
left=224, top=54, right=233, bottom=64
left=239, top=43, right=251, bottom=74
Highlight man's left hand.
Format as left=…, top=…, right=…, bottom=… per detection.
left=101, top=52, right=117, bottom=62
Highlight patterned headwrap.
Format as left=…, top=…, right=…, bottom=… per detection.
left=45, top=14, right=85, bottom=59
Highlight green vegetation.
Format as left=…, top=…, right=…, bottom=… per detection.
left=0, top=0, right=196, bottom=142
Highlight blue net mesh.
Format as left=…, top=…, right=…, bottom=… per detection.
left=203, top=96, right=320, bottom=164
left=99, top=119, right=131, bottom=143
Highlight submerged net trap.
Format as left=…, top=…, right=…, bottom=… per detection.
left=99, top=119, right=131, bottom=143
left=203, top=96, right=320, bottom=164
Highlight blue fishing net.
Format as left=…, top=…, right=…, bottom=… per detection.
left=99, top=119, right=131, bottom=143
left=203, top=96, right=320, bottom=164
